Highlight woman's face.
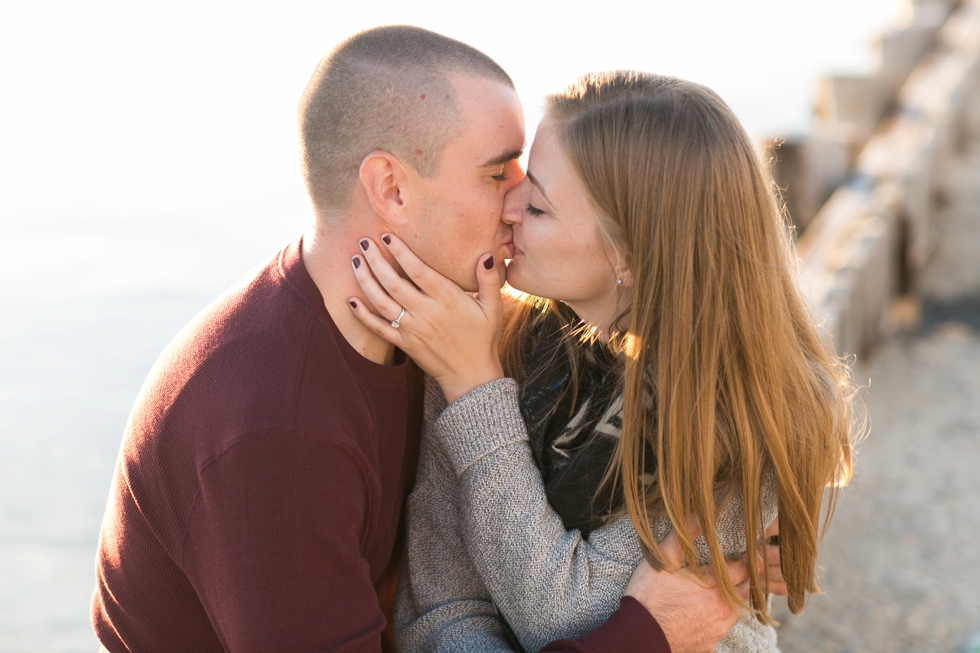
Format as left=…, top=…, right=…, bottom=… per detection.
left=502, top=120, right=626, bottom=331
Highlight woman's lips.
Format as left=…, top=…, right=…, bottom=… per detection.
left=502, top=241, right=516, bottom=258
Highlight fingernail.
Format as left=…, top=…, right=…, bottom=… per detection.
left=382, top=234, right=392, bottom=245
left=352, top=256, right=361, bottom=269
left=483, top=256, right=495, bottom=270
left=349, top=300, right=357, bottom=309
left=359, top=239, right=369, bottom=251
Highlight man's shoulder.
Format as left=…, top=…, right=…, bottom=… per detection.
left=147, top=248, right=308, bottom=393
left=116, top=234, right=420, bottom=510
left=123, top=239, right=359, bottom=454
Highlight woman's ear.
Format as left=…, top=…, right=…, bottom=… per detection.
left=612, top=248, right=633, bottom=289
left=617, top=266, right=634, bottom=289
left=359, top=151, right=411, bottom=227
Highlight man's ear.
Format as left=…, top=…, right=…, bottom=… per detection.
left=359, top=151, right=411, bottom=227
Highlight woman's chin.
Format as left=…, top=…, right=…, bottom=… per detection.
left=503, top=267, right=532, bottom=297
left=503, top=261, right=520, bottom=288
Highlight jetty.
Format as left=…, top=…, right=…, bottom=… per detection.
left=772, top=0, right=980, bottom=650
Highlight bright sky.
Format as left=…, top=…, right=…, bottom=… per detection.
left=0, top=0, right=903, bottom=220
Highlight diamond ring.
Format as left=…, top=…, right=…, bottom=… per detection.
left=391, top=307, right=406, bottom=329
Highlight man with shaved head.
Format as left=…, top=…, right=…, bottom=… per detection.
left=91, top=26, right=731, bottom=653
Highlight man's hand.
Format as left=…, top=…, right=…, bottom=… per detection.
left=623, top=526, right=749, bottom=653
left=763, top=517, right=787, bottom=597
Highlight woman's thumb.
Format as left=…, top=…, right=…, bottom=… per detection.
left=476, top=254, right=503, bottom=309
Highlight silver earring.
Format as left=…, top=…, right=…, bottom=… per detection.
left=617, top=278, right=622, bottom=286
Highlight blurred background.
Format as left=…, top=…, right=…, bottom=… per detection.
left=3, top=0, right=980, bottom=651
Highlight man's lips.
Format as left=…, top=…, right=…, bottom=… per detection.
left=501, top=240, right=516, bottom=258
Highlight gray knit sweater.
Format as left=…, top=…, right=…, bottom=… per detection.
left=394, top=377, right=780, bottom=653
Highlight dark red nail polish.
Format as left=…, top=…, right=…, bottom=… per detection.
left=382, top=235, right=391, bottom=245
left=349, top=300, right=357, bottom=309
left=483, top=257, right=495, bottom=270
left=359, top=239, right=369, bottom=251
left=352, top=256, right=361, bottom=269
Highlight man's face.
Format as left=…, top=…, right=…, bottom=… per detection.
left=399, top=75, right=525, bottom=292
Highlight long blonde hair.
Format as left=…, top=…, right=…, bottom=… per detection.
left=500, top=71, right=855, bottom=621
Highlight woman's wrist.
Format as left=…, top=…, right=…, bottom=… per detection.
left=439, top=363, right=506, bottom=405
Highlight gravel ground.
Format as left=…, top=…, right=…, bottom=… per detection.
left=771, top=124, right=980, bottom=652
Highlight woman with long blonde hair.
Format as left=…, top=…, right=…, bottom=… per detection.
left=349, top=71, right=855, bottom=652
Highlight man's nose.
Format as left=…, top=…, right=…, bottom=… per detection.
left=503, top=159, right=526, bottom=192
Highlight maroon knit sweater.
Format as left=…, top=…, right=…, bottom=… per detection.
left=91, top=237, right=670, bottom=653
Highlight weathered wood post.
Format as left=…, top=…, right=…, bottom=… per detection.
left=774, top=0, right=980, bottom=357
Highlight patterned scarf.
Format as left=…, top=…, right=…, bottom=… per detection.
left=519, top=311, right=657, bottom=538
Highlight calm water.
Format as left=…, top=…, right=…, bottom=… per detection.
left=0, top=1, right=905, bottom=650
left=0, top=200, right=307, bottom=651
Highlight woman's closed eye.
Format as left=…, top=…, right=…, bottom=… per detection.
left=524, top=202, right=545, bottom=217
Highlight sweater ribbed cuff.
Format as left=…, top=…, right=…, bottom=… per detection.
left=431, top=377, right=528, bottom=478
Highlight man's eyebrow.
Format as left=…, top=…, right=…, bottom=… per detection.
left=526, top=171, right=551, bottom=204
left=480, top=148, right=524, bottom=167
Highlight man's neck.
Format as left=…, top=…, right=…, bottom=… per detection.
left=301, top=220, right=397, bottom=366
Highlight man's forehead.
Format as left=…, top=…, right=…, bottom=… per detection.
left=445, top=75, right=524, bottom=165
left=451, top=76, right=523, bottom=119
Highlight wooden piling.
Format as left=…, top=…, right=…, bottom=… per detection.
left=785, top=0, right=980, bottom=358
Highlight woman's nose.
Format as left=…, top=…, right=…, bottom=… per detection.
left=502, top=178, right=528, bottom=225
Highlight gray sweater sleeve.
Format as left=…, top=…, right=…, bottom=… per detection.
left=429, top=377, right=640, bottom=652
left=394, top=377, right=629, bottom=652
left=394, top=379, right=516, bottom=653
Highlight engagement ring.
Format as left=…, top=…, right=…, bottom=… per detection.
left=391, top=307, right=406, bottom=329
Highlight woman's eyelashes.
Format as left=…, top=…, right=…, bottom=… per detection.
left=524, top=202, right=545, bottom=217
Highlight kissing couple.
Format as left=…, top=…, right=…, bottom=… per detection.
left=92, top=25, right=855, bottom=653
